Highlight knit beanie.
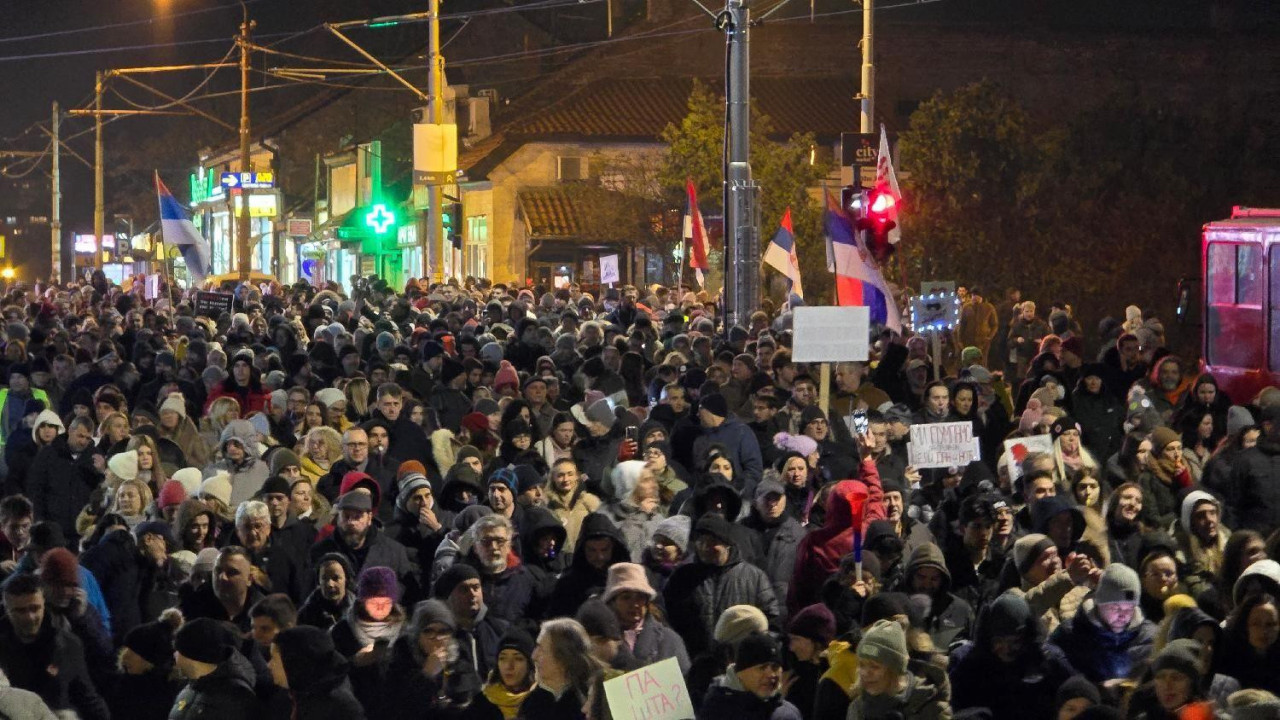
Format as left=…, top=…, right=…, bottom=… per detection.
left=488, top=467, right=517, bottom=494
left=789, top=604, right=837, bottom=646
left=174, top=618, right=237, bottom=664
left=513, top=465, right=544, bottom=495
left=735, top=632, right=782, bottom=671
left=172, top=467, right=204, bottom=497
left=257, top=475, right=292, bottom=499
left=433, top=563, right=481, bottom=600
left=857, top=619, right=909, bottom=674
left=268, top=449, right=302, bottom=477
left=452, top=505, right=493, bottom=533
left=494, top=360, right=519, bottom=392
left=983, top=592, right=1033, bottom=639
left=396, top=473, right=432, bottom=513
left=124, top=608, right=183, bottom=669
left=1055, top=675, right=1101, bottom=712
left=134, top=521, right=176, bottom=549
left=356, top=566, right=402, bottom=603
left=39, top=547, right=80, bottom=586
left=576, top=598, right=622, bottom=641
left=862, top=592, right=912, bottom=627
left=652, top=515, right=690, bottom=555
left=193, top=547, right=220, bottom=577
left=1152, top=639, right=1202, bottom=690
left=772, top=432, right=818, bottom=458
left=1014, top=534, right=1057, bottom=576
left=410, top=598, right=456, bottom=634
left=200, top=472, right=233, bottom=507
left=1150, top=426, right=1181, bottom=454
left=397, top=460, right=427, bottom=483
left=1227, top=405, right=1255, bottom=437
left=700, top=393, right=728, bottom=418
left=497, top=626, right=535, bottom=660
left=1019, top=398, right=1044, bottom=434
left=1094, top=563, right=1141, bottom=605
left=160, top=393, right=187, bottom=419
left=108, top=450, right=140, bottom=481
left=158, top=480, right=187, bottom=510
left=960, top=347, right=982, bottom=366
left=714, top=605, right=769, bottom=646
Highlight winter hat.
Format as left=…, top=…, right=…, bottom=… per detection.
left=439, top=357, right=466, bottom=385
left=193, top=547, right=220, bottom=577
left=789, top=604, right=837, bottom=646
left=312, top=387, right=343, bottom=409
left=410, top=599, right=457, bottom=634
left=513, top=465, right=544, bottom=495
left=1094, top=563, right=1141, bottom=605
left=960, top=346, right=982, bottom=366
left=652, top=515, right=691, bottom=555
left=694, top=514, right=736, bottom=547
left=1152, top=639, right=1202, bottom=689
left=488, top=467, right=518, bottom=494
left=159, top=393, right=187, bottom=419
left=1019, top=398, right=1044, bottom=434
left=108, top=450, right=139, bottom=481
left=274, top=625, right=347, bottom=689
left=493, top=361, right=519, bottom=393
left=585, top=398, right=616, bottom=427
left=862, top=592, right=912, bottom=628
left=172, top=467, right=204, bottom=497
left=200, top=472, right=233, bottom=507
left=396, top=473, right=432, bottom=513
left=397, top=460, right=427, bottom=483
left=356, top=566, right=402, bottom=603
left=158, top=480, right=187, bottom=510
left=433, top=563, right=481, bottom=600
left=174, top=618, right=238, bottom=664
left=39, top=548, right=80, bottom=586
left=461, top=412, right=490, bottom=436
left=497, top=626, right=536, bottom=660
left=609, top=460, right=647, bottom=501
left=124, top=608, right=183, bottom=669
left=857, top=619, right=909, bottom=674
left=452, top=504, right=493, bottom=533
left=602, top=562, right=657, bottom=603
left=1227, top=405, right=1255, bottom=437
left=983, top=592, right=1033, bottom=639
left=1180, top=490, right=1220, bottom=536
left=268, top=449, right=302, bottom=478
left=134, top=521, right=176, bottom=549
left=735, top=632, right=783, bottom=671
left=1150, top=426, right=1180, bottom=454
left=1050, top=415, right=1081, bottom=441
left=1055, top=675, right=1101, bottom=712
left=772, top=432, right=818, bottom=458
left=1014, top=534, right=1057, bottom=576
left=700, top=393, right=728, bottom=418
left=714, top=605, right=769, bottom=645
left=576, top=598, right=622, bottom=640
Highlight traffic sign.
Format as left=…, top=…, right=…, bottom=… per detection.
left=220, top=172, right=275, bottom=190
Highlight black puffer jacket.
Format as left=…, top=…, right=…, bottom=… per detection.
left=26, top=435, right=103, bottom=543
left=0, top=615, right=109, bottom=720
left=545, top=513, right=630, bottom=619
left=169, top=650, right=260, bottom=719
left=1229, top=437, right=1280, bottom=533
left=80, top=527, right=142, bottom=644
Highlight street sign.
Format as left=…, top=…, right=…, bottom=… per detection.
left=287, top=218, right=313, bottom=237
left=220, top=172, right=275, bottom=190
left=841, top=132, right=878, bottom=189
left=194, top=291, right=234, bottom=318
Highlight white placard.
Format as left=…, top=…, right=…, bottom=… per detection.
left=1003, top=434, right=1054, bottom=483
left=907, top=421, right=979, bottom=469
left=600, top=254, right=620, bottom=285
left=604, top=657, right=695, bottom=720
left=145, top=274, right=161, bottom=300
left=791, top=306, right=870, bottom=363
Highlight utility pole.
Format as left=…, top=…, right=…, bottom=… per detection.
left=51, top=102, right=61, bottom=285
left=426, top=0, right=445, bottom=282
left=94, top=71, right=104, bottom=270
left=236, top=4, right=255, bottom=280
left=720, top=0, right=760, bottom=329
left=860, top=0, right=874, bottom=133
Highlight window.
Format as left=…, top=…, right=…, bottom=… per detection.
left=1206, top=242, right=1263, bottom=369
left=465, top=215, right=489, bottom=279
left=557, top=156, right=587, bottom=182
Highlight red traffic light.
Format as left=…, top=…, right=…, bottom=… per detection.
left=867, top=190, right=896, bottom=218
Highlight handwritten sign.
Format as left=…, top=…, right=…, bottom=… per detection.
left=1003, top=434, right=1054, bottom=483
left=193, top=291, right=234, bottom=318
left=791, top=306, right=870, bottom=363
left=907, top=421, right=979, bottom=469
left=600, top=254, right=620, bottom=285
left=604, top=657, right=695, bottom=720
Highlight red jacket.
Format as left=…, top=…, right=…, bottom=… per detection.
left=787, top=461, right=885, bottom=614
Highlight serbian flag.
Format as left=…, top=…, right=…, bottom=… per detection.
left=683, top=178, right=710, bottom=287
left=155, top=172, right=211, bottom=284
left=762, top=207, right=803, bottom=300
left=875, top=124, right=903, bottom=246
left=824, top=189, right=902, bottom=333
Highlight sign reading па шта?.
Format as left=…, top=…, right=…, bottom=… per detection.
left=604, top=657, right=695, bottom=720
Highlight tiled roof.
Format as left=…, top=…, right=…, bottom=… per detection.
left=507, top=76, right=860, bottom=141
left=518, top=187, right=586, bottom=238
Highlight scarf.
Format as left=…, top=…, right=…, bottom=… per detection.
left=347, top=608, right=404, bottom=647
left=482, top=682, right=532, bottom=719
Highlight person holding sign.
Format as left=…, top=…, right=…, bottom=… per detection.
left=701, top=632, right=803, bottom=720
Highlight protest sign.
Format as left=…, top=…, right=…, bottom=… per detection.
left=907, top=421, right=980, bottom=469
left=604, top=657, right=695, bottom=720
left=601, top=254, right=620, bottom=285
left=791, top=306, right=870, bottom=363
left=1004, top=434, right=1054, bottom=482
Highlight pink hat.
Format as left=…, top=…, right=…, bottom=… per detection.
left=773, top=431, right=818, bottom=458
left=602, top=562, right=656, bottom=603
left=1019, top=398, right=1044, bottom=434
left=157, top=480, right=187, bottom=510
left=493, top=360, right=519, bottom=392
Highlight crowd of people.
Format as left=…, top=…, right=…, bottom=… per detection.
left=0, top=272, right=1278, bottom=720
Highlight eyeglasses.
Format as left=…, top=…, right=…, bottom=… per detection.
left=479, top=535, right=510, bottom=547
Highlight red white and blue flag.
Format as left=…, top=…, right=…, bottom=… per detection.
left=762, top=207, right=804, bottom=300
left=824, top=188, right=902, bottom=332
left=875, top=124, right=902, bottom=246
left=155, top=172, right=210, bottom=284
left=683, top=178, right=710, bottom=287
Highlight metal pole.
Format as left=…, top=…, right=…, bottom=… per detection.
left=51, top=101, right=61, bottom=285
left=860, top=0, right=874, bottom=133
left=237, top=4, right=254, bottom=280
left=94, top=72, right=104, bottom=271
left=426, top=0, right=445, bottom=283
left=723, top=0, right=759, bottom=330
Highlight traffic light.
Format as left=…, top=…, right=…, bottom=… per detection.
left=856, top=188, right=898, bottom=262
left=443, top=201, right=462, bottom=250
left=840, top=185, right=863, bottom=215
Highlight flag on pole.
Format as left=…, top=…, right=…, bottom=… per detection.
left=875, top=124, right=902, bottom=246
left=155, top=172, right=211, bottom=285
left=824, top=188, right=902, bottom=333
left=683, top=178, right=709, bottom=287
left=762, top=207, right=803, bottom=300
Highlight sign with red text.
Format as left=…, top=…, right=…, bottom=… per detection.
left=907, top=421, right=980, bottom=469
left=604, top=657, right=695, bottom=720
left=1003, top=434, right=1054, bottom=483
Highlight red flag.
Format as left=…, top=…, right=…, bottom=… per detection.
left=683, top=179, right=709, bottom=286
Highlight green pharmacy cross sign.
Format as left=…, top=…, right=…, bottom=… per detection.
left=365, top=203, right=396, bottom=234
